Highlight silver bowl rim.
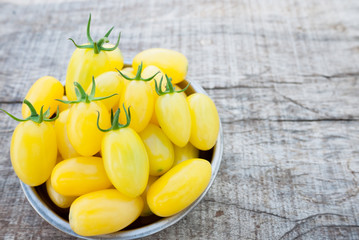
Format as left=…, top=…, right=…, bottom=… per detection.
left=20, top=67, right=224, bottom=240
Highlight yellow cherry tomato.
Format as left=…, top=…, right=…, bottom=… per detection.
left=54, top=109, right=80, bottom=159
left=58, top=96, right=71, bottom=113
left=133, top=48, right=188, bottom=84
left=119, top=81, right=154, bottom=132
left=121, top=67, right=135, bottom=75
left=67, top=101, right=110, bottom=156
left=140, top=176, right=158, bottom=216
left=187, top=93, right=220, bottom=150
left=173, top=142, right=199, bottom=166
left=102, top=127, right=149, bottom=198
left=65, top=15, right=123, bottom=101
left=155, top=93, right=191, bottom=147
left=22, top=76, right=64, bottom=118
left=11, top=120, right=57, bottom=186
left=51, top=157, right=112, bottom=196
left=46, top=177, right=76, bottom=208
left=69, top=189, right=143, bottom=236
left=139, top=124, right=174, bottom=176
left=86, top=71, right=124, bottom=111
left=147, top=158, right=211, bottom=217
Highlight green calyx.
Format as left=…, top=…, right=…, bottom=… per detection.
left=97, top=104, right=131, bottom=132
left=155, top=74, right=190, bottom=96
left=0, top=99, right=59, bottom=124
left=57, top=77, right=117, bottom=104
left=69, top=14, right=121, bottom=54
left=117, top=62, right=159, bottom=82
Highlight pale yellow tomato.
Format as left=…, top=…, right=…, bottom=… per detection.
left=51, top=157, right=112, bottom=196
left=187, top=93, right=219, bottom=150
left=102, top=127, right=149, bottom=198
left=69, top=189, right=143, bottom=236
left=46, top=177, right=77, bottom=208
left=139, top=124, right=174, bottom=176
left=22, top=76, right=64, bottom=118
left=133, top=48, right=188, bottom=84
left=54, top=109, right=80, bottom=159
left=173, top=142, right=199, bottom=166
left=86, top=71, right=124, bottom=111
left=147, top=158, right=212, bottom=217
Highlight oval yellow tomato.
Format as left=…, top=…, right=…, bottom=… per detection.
left=173, top=142, right=199, bottom=166
left=139, top=124, right=174, bottom=176
left=147, top=158, right=211, bottom=217
left=67, top=101, right=110, bottom=156
left=51, top=157, right=112, bottom=196
left=11, top=121, right=57, bottom=186
left=86, top=71, right=124, bottom=111
left=69, top=189, right=143, bottom=236
left=119, top=80, right=154, bottom=132
left=22, top=76, right=64, bottom=118
left=187, top=93, right=219, bottom=150
left=54, top=109, right=80, bottom=159
left=46, top=177, right=77, bottom=208
left=133, top=48, right=188, bottom=84
left=140, top=176, right=158, bottom=216
left=102, top=127, right=149, bottom=198
left=155, top=93, right=191, bottom=147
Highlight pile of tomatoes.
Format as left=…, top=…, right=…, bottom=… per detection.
left=1, top=15, right=220, bottom=237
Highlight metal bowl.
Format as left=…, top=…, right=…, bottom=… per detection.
left=20, top=69, right=224, bottom=239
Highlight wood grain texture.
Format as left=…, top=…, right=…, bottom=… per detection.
left=1, top=0, right=359, bottom=239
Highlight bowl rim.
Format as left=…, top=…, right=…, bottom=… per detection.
left=20, top=63, right=224, bottom=240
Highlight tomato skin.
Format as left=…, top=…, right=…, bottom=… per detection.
left=133, top=48, right=188, bottom=84
left=54, top=109, right=80, bottom=159
left=51, top=157, right=112, bottom=196
left=187, top=93, right=219, bottom=150
left=86, top=71, right=124, bottom=111
left=22, top=76, right=64, bottom=118
left=155, top=93, right=191, bottom=147
left=173, top=142, right=199, bottom=166
left=140, top=176, right=158, bottom=216
left=119, top=81, right=154, bottom=132
left=10, top=121, right=57, bottom=186
left=139, top=124, right=174, bottom=176
left=102, top=128, right=149, bottom=198
left=66, top=101, right=110, bottom=156
left=69, top=189, right=143, bottom=236
left=58, top=96, right=71, bottom=113
left=65, top=44, right=123, bottom=101
left=46, top=177, right=76, bottom=208
left=147, top=158, right=211, bottom=217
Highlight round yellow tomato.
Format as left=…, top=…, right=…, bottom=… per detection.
left=11, top=121, right=57, bottom=186
left=119, top=80, right=154, bottom=132
left=86, top=71, right=124, bottom=111
left=187, top=93, right=219, bottom=150
left=139, top=124, right=174, bottom=176
left=22, top=76, right=64, bottom=118
left=133, top=48, right=188, bottom=84
left=147, top=158, right=211, bottom=217
left=51, top=157, right=112, bottom=196
left=69, top=189, right=143, bottom=236
left=173, top=142, right=199, bottom=166
left=67, top=101, right=110, bottom=156
left=46, top=177, right=77, bottom=208
left=102, top=127, right=149, bottom=198
left=54, top=109, right=80, bottom=159
left=155, top=93, right=191, bottom=147
left=140, top=176, right=158, bottom=216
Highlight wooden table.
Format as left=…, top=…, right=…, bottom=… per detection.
left=1, top=0, right=359, bottom=239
